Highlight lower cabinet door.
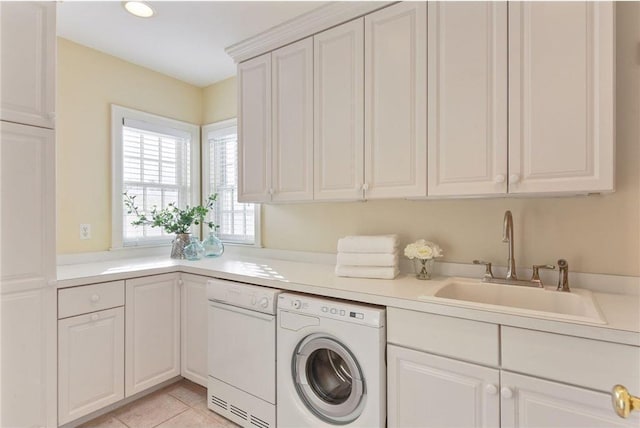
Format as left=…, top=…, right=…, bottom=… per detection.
left=180, top=274, right=208, bottom=386
left=58, top=307, right=124, bottom=425
left=387, top=344, right=500, bottom=428
left=501, top=371, right=640, bottom=428
left=125, top=274, right=180, bottom=396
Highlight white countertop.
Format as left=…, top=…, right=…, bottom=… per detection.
left=57, top=253, right=640, bottom=347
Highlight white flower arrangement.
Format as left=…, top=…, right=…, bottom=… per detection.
left=404, top=239, right=444, bottom=260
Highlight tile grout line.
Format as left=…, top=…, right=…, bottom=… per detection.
left=150, top=405, right=192, bottom=428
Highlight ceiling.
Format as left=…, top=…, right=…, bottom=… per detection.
left=57, top=1, right=326, bottom=87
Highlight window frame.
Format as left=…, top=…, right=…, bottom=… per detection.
left=111, top=104, right=201, bottom=249
left=202, top=118, right=261, bottom=247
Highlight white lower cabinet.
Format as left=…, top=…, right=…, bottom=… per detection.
left=180, top=274, right=208, bottom=387
left=501, top=371, right=638, bottom=428
left=58, top=307, right=125, bottom=425
left=125, top=274, right=181, bottom=396
left=387, top=344, right=499, bottom=428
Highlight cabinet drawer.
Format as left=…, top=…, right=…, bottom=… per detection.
left=58, top=281, right=125, bottom=319
left=502, top=327, right=640, bottom=393
left=387, top=307, right=499, bottom=366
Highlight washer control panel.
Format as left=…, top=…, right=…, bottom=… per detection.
left=278, top=293, right=384, bottom=328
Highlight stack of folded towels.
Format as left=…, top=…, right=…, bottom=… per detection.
left=335, top=234, right=399, bottom=279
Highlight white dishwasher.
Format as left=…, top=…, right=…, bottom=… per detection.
left=207, top=278, right=281, bottom=428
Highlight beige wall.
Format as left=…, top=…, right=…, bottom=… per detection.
left=202, top=77, right=236, bottom=124
left=57, top=4, right=640, bottom=277
left=56, top=38, right=203, bottom=253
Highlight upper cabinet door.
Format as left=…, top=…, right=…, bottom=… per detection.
left=271, top=38, right=314, bottom=202
left=365, top=2, right=427, bottom=199
left=314, top=19, right=365, bottom=201
left=427, top=2, right=508, bottom=197
left=0, top=2, right=55, bottom=129
left=238, top=53, right=272, bottom=203
left=508, top=2, right=615, bottom=195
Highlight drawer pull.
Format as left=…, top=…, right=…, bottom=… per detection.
left=485, top=384, right=498, bottom=395
left=90, top=294, right=100, bottom=303
left=90, top=313, right=99, bottom=322
left=612, top=384, right=640, bottom=419
left=500, top=387, right=514, bottom=399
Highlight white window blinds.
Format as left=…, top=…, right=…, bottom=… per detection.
left=204, top=121, right=257, bottom=245
left=111, top=105, right=200, bottom=249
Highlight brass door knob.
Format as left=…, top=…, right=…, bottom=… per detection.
left=612, top=384, right=640, bottom=418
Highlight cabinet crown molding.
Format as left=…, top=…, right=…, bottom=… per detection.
left=225, top=1, right=394, bottom=63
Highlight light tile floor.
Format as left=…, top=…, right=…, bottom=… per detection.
left=80, top=380, right=239, bottom=428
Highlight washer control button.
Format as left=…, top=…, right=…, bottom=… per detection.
left=292, top=299, right=302, bottom=309
left=330, top=308, right=337, bottom=314
left=321, top=306, right=328, bottom=312
left=340, top=310, right=346, bottom=316
left=258, top=297, right=269, bottom=309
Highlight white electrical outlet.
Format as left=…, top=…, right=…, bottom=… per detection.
left=80, top=224, right=91, bottom=240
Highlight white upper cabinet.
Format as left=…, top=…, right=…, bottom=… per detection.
left=238, top=53, right=272, bottom=203
left=508, top=1, right=615, bottom=195
left=427, top=2, right=508, bottom=197
left=314, top=19, right=365, bottom=201
left=0, top=2, right=56, bottom=129
left=271, top=38, right=314, bottom=202
left=365, top=2, right=427, bottom=199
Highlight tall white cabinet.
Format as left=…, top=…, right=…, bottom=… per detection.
left=314, top=19, right=365, bottom=201
left=427, top=2, right=508, bottom=197
left=0, top=2, right=57, bottom=426
left=364, top=2, right=427, bottom=199
left=508, top=1, right=614, bottom=194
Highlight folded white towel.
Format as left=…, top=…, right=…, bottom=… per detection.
left=336, top=251, right=398, bottom=267
left=335, top=265, right=399, bottom=280
left=337, top=234, right=399, bottom=254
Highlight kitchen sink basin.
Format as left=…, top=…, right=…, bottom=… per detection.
left=428, top=278, right=606, bottom=324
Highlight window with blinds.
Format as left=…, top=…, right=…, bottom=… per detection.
left=203, top=120, right=258, bottom=245
left=112, top=105, right=200, bottom=248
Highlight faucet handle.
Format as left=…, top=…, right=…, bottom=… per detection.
left=557, top=259, right=570, bottom=292
left=531, top=264, right=555, bottom=287
left=473, top=260, right=494, bottom=281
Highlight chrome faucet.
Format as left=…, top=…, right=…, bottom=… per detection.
left=503, top=210, right=517, bottom=280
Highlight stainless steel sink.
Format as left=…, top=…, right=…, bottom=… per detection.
left=426, top=278, right=606, bottom=324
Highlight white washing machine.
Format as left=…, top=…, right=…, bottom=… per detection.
left=277, top=293, right=386, bottom=428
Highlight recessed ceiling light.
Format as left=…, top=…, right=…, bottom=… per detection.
left=123, top=1, right=155, bottom=18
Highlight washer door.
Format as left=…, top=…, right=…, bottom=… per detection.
left=293, top=334, right=365, bottom=425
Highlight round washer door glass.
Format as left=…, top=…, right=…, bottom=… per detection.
left=293, top=334, right=365, bottom=424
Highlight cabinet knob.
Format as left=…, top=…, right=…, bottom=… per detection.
left=90, top=294, right=100, bottom=303
left=90, top=313, right=99, bottom=321
left=500, top=387, right=514, bottom=399
left=612, top=384, right=640, bottom=419
left=362, top=183, right=369, bottom=191
left=509, top=174, right=521, bottom=184
left=494, top=174, right=506, bottom=184
left=268, top=188, right=274, bottom=195
left=485, top=384, right=498, bottom=395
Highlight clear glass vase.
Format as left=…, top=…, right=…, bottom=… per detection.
left=202, top=231, right=224, bottom=258
left=171, top=233, right=191, bottom=259
left=184, top=236, right=205, bottom=261
left=413, top=258, right=435, bottom=280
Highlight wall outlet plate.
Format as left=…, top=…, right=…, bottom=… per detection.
left=80, top=224, right=91, bottom=240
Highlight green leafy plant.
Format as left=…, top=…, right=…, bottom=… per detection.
left=124, top=192, right=218, bottom=235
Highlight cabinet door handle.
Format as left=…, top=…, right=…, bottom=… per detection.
left=362, top=183, right=369, bottom=191
left=90, top=294, right=100, bottom=303
left=509, top=174, right=520, bottom=184
left=500, top=387, right=514, bottom=399
left=612, top=385, right=640, bottom=419
left=494, top=174, right=506, bottom=184
left=485, top=384, right=498, bottom=395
